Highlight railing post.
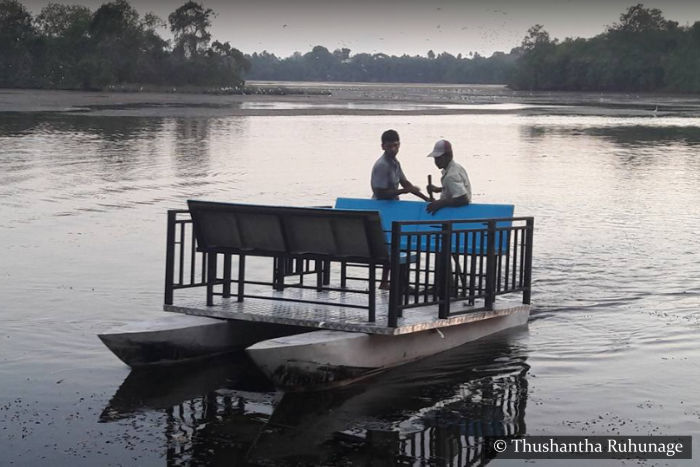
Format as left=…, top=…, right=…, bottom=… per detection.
left=522, top=218, right=534, bottom=304
left=222, top=254, right=232, bottom=298
left=368, top=263, right=376, bottom=322
left=485, top=220, right=496, bottom=310
left=388, top=222, right=402, bottom=327
left=164, top=210, right=176, bottom=305
left=438, top=222, right=452, bottom=319
left=316, top=259, right=323, bottom=291
left=340, top=261, right=347, bottom=289
left=323, top=260, right=331, bottom=285
left=237, top=254, right=245, bottom=302
left=274, top=255, right=286, bottom=291
left=206, top=252, right=217, bottom=306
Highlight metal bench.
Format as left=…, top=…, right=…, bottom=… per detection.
left=187, top=200, right=394, bottom=320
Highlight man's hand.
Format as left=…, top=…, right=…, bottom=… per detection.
left=426, top=183, right=441, bottom=196
left=426, top=199, right=445, bottom=214
left=408, top=185, right=431, bottom=202
left=427, top=195, right=469, bottom=214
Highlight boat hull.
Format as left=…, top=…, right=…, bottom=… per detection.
left=99, top=314, right=308, bottom=367
left=247, top=305, right=530, bottom=390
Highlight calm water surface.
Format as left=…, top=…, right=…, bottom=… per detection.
left=1, top=85, right=699, bottom=466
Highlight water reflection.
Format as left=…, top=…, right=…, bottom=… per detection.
left=99, top=354, right=273, bottom=422
left=523, top=123, right=700, bottom=147
left=0, top=113, right=252, bottom=218
left=584, top=125, right=700, bottom=147
left=0, top=113, right=47, bottom=136
left=171, top=119, right=212, bottom=180
left=100, top=331, right=529, bottom=465
left=0, top=113, right=163, bottom=139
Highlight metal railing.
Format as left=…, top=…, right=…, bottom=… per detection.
left=164, top=210, right=206, bottom=305
left=164, top=210, right=323, bottom=305
left=164, top=210, right=534, bottom=328
left=387, top=217, right=534, bottom=327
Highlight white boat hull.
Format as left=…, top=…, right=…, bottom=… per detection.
left=247, top=305, right=530, bottom=390
left=99, top=314, right=308, bottom=367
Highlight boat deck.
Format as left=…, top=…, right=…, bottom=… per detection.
left=165, top=285, right=529, bottom=336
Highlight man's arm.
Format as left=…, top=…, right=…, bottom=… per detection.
left=427, top=183, right=442, bottom=196
left=400, top=177, right=430, bottom=202
left=373, top=186, right=409, bottom=199
left=426, top=194, right=469, bottom=214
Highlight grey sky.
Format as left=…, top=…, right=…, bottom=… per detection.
left=21, top=0, right=700, bottom=57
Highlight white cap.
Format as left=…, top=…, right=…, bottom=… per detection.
left=427, top=139, right=452, bottom=158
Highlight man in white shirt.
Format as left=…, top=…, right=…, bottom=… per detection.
left=425, top=139, right=472, bottom=214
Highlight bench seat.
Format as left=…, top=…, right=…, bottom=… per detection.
left=187, top=200, right=399, bottom=319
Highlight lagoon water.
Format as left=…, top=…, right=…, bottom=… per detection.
left=1, top=84, right=699, bottom=466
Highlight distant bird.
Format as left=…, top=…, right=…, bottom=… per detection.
left=652, top=106, right=658, bottom=117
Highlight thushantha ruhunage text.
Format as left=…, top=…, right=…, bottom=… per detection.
left=510, top=438, right=686, bottom=457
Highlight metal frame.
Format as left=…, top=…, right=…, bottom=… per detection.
left=164, top=209, right=534, bottom=328
left=385, top=217, right=534, bottom=327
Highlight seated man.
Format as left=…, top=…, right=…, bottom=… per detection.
left=371, top=129, right=430, bottom=201
left=371, top=129, right=428, bottom=289
left=425, top=139, right=471, bottom=214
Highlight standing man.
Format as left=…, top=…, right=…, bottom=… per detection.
left=371, top=129, right=430, bottom=201
left=426, top=139, right=472, bottom=214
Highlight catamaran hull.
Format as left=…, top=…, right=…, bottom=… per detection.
left=99, top=314, right=308, bottom=367
left=247, top=305, right=530, bottom=390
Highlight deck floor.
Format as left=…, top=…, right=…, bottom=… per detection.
left=165, top=283, right=528, bottom=335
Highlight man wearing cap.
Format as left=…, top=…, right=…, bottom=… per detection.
left=371, top=129, right=430, bottom=201
left=426, top=139, right=472, bottom=214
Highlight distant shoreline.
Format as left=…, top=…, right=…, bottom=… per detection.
left=0, top=83, right=511, bottom=115
left=1, top=83, right=699, bottom=117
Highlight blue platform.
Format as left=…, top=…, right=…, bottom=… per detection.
left=334, top=198, right=515, bottom=254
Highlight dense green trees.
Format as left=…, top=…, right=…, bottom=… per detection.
left=245, top=49, right=516, bottom=85
left=509, top=4, right=700, bottom=92
left=0, top=0, right=248, bottom=90
left=246, top=4, right=700, bottom=93
left=0, top=0, right=36, bottom=87
left=169, top=1, right=213, bottom=58
left=2, top=2, right=700, bottom=93
left=34, top=3, right=92, bottom=88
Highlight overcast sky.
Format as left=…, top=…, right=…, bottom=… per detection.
left=21, top=0, right=700, bottom=57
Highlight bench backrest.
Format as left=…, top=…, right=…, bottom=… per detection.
left=334, top=198, right=515, bottom=253
left=187, top=200, right=389, bottom=263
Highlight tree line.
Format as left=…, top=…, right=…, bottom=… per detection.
left=510, top=4, right=700, bottom=92
left=0, top=0, right=249, bottom=90
left=2, top=1, right=700, bottom=93
left=245, top=47, right=515, bottom=84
